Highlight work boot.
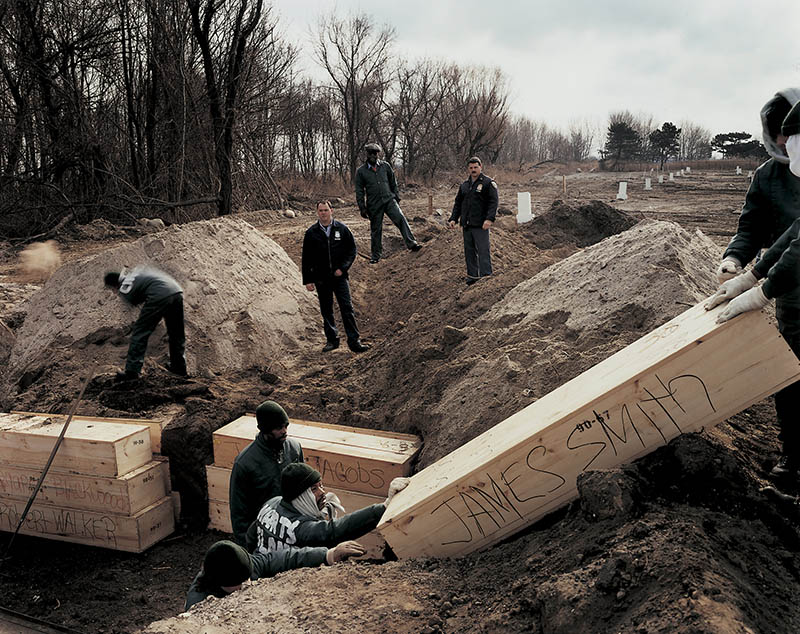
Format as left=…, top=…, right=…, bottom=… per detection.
left=770, top=455, right=800, bottom=478
left=322, top=340, right=339, bottom=352
left=167, top=364, right=188, bottom=377
left=409, top=242, right=422, bottom=252
left=115, top=370, right=139, bottom=382
left=348, top=340, right=370, bottom=353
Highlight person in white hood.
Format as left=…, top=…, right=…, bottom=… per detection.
left=713, top=89, right=800, bottom=482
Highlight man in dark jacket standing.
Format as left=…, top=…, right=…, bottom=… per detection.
left=714, top=87, right=800, bottom=481
left=104, top=266, right=186, bottom=380
left=355, top=143, right=421, bottom=264
left=449, top=156, right=499, bottom=285
left=302, top=200, right=369, bottom=353
left=228, top=400, right=304, bottom=546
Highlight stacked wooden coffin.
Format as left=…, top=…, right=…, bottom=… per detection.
left=207, top=416, right=421, bottom=556
left=0, top=412, right=174, bottom=552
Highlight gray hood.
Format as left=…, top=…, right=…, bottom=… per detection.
left=761, top=87, right=800, bottom=162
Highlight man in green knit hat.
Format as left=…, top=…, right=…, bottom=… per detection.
left=228, top=401, right=304, bottom=546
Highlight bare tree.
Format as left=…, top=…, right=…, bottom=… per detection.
left=678, top=119, right=712, bottom=160
left=313, top=11, right=394, bottom=182
left=187, top=0, right=265, bottom=215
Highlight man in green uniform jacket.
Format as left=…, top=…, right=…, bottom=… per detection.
left=355, top=143, right=421, bottom=264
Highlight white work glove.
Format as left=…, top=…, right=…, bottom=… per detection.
left=384, top=477, right=411, bottom=506
left=716, top=257, right=742, bottom=283
left=326, top=540, right=366, bottom=564
left=715, top=286, right=770, bottom=323
left=705, top=271, right=758, bottom=310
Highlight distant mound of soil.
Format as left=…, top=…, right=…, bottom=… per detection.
left=2, top=217, right=318, bottom=401
left=417, top=220, right=719, bottom=466
left=523, top=199, right=639, bottom=249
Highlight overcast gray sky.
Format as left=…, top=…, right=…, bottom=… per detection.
left=276, top=0, right=800, bottom=146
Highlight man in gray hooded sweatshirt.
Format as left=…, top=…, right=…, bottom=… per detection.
left=715, top=87, right=800, bottom=480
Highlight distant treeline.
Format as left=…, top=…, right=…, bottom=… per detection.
left=0, top=2, right=763, bottom=237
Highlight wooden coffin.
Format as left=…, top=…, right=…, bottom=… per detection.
left=11, top=411, right=167, bottom=453
left=0, top=457, right=170, bottom=515
left=377, top=302, right=800, bottom=558
left=0, top=414, right=152, bottom=477
left=0, top=495, right=175, bottom=553
left=212, top=418, right=421, bottom=496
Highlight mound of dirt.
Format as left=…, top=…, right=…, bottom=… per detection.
left=1, top=217, right=318, bottom=402
left=522, top=199, right=639, bottom=249
left=413, top=220, right=718, bottom=467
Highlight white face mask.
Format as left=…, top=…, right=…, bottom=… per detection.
left=786, top=135, right=800, bottom=178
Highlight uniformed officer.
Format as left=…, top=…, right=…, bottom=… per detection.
left=104, top=266, right=186, bottom=380
left=355, top=143, right=422, bottom=264
left=301, top=200, right=369, bottom=353
left=449, top=156, right=499, bottom=285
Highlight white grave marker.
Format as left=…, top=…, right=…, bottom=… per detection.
left=658, top=174, right=664, bottom=184
left=644, top=178, right=652, bottom=190
left=736, top=166, right=742, bottom=175
left=669, top=172, right=675, bottom=181
left=516, top=192, right=533, bottom=224
left=616, top=181, right=628, bottom=200
left=685, top=166, right=691, bottom=173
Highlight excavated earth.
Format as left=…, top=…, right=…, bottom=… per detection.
left=1, top=168, right=799, bottom=634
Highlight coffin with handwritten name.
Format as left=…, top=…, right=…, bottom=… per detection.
left=377, top=302, right=800, bottom=558
left=0, top=458, right=170, bottom=515
left=212, top=417, right=421, bottom=496
left=0, top=495, right=175, bottom=553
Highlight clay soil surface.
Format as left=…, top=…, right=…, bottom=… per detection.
left=2, top=167, right=800, bottom=634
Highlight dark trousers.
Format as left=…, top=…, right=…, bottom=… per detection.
left=369, top=199, right=417, bottom=259
left=776, top=302, right=800, bottom=458
left=126, top=292, right=186, bottom=374
left=462, top=226, right=493, bottom=279
left=315, top=276, right=359, bottom=344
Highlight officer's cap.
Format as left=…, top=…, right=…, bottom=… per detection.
left=364, top=143, right=382, bottom=153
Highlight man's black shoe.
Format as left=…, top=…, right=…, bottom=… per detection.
left=167, top=364, right=188, bottom=377
left=465, top=277, right=479, bottom=286
left=322, top=340, right=340, bottom=352
left=349, top=340, right=370, bottom=353
left=369, top=257, right=380, bottom=264
left=771, top=456, right=799, bottom=478
left=115, top=370, right=139, bottom=382
left=409, top=242, right=422, bottom=252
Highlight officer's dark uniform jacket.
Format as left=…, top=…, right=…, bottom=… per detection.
left=245, top=495, right=385, bottom=554
left=118, top=266, right=183, bottom=305
left=449, top=173, right=499, bottom=228
left=355, top=160, right=399, bottom=213
left=228, top=435, right=304, bottom=546
left=724, top=87, right=800, bottom=306
left=184, top=547, right=327, bottom=611
left=301, top=220, right=356, bottom=284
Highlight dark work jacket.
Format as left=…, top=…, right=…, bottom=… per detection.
left=184, top=546, right=328, bottom=611
left=117, top=266, right=182, bottom=305
left=355, top=160, right=399, bottom=213
left=301, top=220, right=356, bottom=285
left=449, top=173, right=499, bottom=228
left=228, top=435, right=304, bottom=546
left=755, top=217, right=800, bottom=299
left=724, top=160, right=800, bottom=305
left=245, top=496, right=385, bottom=554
